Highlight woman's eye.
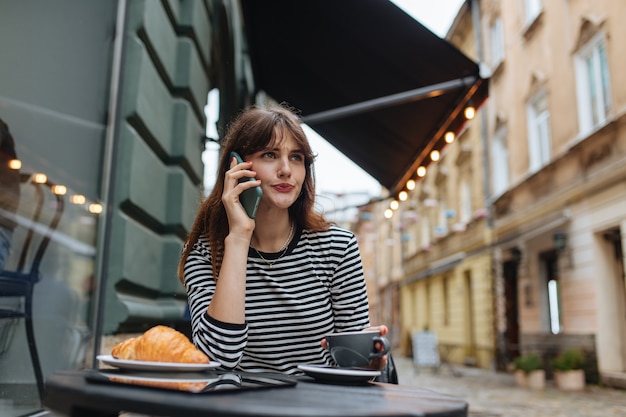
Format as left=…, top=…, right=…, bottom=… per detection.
left=290, top=154, right=304, bottom=161
left=261, top=152, right=276, bottom=159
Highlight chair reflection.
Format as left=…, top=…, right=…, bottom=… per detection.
left=0, top=172, right=64, bottom=403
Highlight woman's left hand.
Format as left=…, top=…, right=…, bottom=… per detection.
left=364, top=325, right=389, bottom=371
left=320, top=325, right=389, bottom=371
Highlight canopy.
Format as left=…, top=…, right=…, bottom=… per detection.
left=240, top=0, right=488, bottom=195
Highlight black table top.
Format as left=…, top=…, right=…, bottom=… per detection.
left=44, top=370, right=468, bottom=417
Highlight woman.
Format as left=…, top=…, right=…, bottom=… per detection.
left=178, top=103, right=387, bottom=374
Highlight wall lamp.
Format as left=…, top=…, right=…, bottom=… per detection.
left=511, top=247, right=522, bottom=264
left=553, top=231, right=567, bottom=252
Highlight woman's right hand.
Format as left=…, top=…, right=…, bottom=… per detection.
left=210, top=156, right=257, bottom=324
left=222, top=156, right=258, bottom=236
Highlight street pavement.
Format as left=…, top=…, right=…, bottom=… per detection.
left=393, top=356, right=626, bottom=417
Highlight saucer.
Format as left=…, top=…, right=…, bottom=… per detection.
left=297, top=364, right=380, bottom=384
left=97, top=355, right=221, bottom=372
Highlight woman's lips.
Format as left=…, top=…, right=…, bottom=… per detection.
left=272, top=184, right=294, bottom=192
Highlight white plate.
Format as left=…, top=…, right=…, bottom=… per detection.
left=297, top=364, right=380, bottom=384
left=97, top=355, right=221, bottom=372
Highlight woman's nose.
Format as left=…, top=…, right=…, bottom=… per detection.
left=278, top=157, right=291, bottom=176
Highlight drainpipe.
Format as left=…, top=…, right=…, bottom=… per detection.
left=469, top=0, right=501, bottom=370
left=90, top=0, right=129, bottom=367
left=469, top=0, right=491, bottom=228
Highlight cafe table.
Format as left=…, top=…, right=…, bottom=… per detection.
left=43, top=369, right=468, bottom=417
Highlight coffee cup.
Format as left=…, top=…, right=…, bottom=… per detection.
left=326, top=330, right=390, bottom=368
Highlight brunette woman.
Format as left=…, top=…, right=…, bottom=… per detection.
left=178, top=104, right=387, bottom=374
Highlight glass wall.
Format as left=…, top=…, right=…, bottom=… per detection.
left=0, top=1, right=118, bottom=414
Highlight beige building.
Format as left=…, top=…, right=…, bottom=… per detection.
left=362, top=0, right=626, bottom=389
left=482, top=0, right=626, bottom=387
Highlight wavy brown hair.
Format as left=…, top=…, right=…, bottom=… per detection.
left=177, top=103, right=331, bottom=283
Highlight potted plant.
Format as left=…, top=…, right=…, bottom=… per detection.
left=551, top=349, right=586, bottom=391
left=513, top=353, right=545, bottom=389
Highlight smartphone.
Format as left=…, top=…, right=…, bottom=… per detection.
left=230, top=152, right=262, bottom=218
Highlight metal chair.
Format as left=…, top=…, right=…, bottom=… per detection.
left=0, top=172, right=64, bottom=403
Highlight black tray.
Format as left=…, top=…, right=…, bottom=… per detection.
left=85, top=368, right=297, bottom=394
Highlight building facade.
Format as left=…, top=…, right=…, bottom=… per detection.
left=366, top=0, right=625, bottom=388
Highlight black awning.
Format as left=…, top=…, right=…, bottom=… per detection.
left=240, top=0, right=488, bottom=195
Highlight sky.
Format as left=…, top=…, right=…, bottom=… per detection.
left=204, top=0, right=464, bottom=216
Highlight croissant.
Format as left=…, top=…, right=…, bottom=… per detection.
left=111, top=325, right=209, bottom=364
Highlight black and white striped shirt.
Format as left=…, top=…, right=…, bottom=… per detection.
left=183, top=225, right=371, bottom=374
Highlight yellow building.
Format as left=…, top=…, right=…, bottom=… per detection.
left=398, top=2, right=496, bottom=369
left=356, top=1, right=497, bottom=369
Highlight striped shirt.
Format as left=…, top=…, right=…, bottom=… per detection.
left=183, top=225, right=371, bottom=374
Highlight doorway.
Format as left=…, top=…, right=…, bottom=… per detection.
left=502, top=250, right=521, bottom=365
left=463, top=270, right=476, bottom=361
left=603, top=228, right=626, bottom=371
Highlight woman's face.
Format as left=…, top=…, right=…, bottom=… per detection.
left=245, top=131, right=306, bottom=212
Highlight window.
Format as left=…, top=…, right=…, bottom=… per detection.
left=524, top=0, right=542, bottom=25
left=443, top=275, right=450, bottom=326
left=575, top=34, right=611, bottom=135
left=425, top=281, right=431, bottom=326
left=491, top=125, right=510, bottom=196
left=435, top=200, right=448, bottom=238
left=421, top=216, right=431, bottom=249
left=459, top=178, right=472, bottom=224
left=526, top=90, right=551, bottom=173
left=548, top=279, right=562, bottom=334
left=541, top=252, right=562, bottom=334
left=489, top=17, right=504, bottom=67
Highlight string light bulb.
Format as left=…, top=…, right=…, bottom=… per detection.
left=390, top=200, right=399, bottom=210
left=417, top=166, right=427, bottom=177
left=384, top=208, right=393, bottom=219
left=33, top=173, right=47, bottom=184
left=430, top=150, right=440, bottom=161
left=8, top=159, right=21, bottom=170
left=444, top=131, right=455, bottom=143
left=51, top=185, right=67, bottom=195
left=406, top=179, right=416, bottom=190
left=70, top=194, right=86, bottom=205
left=464, top=106, right=476, bottom=120
left=89, top=203, right=103, bottom=214
left=398, top=191, right=408, bottom=201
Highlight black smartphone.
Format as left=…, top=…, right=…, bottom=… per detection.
left=230, top=152, right=262, bottom=218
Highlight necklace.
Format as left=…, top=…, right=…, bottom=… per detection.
left=251, top=223, right=294, bottom=268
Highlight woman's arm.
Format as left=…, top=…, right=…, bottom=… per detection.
left=205, top=233, right=249, bottom=323
left=185, top=157, right=258, bottom=368
left=184, top=240, right=248, bottom=369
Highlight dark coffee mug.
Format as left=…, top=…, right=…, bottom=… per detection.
left=326, top=330, right=390, bottom=368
